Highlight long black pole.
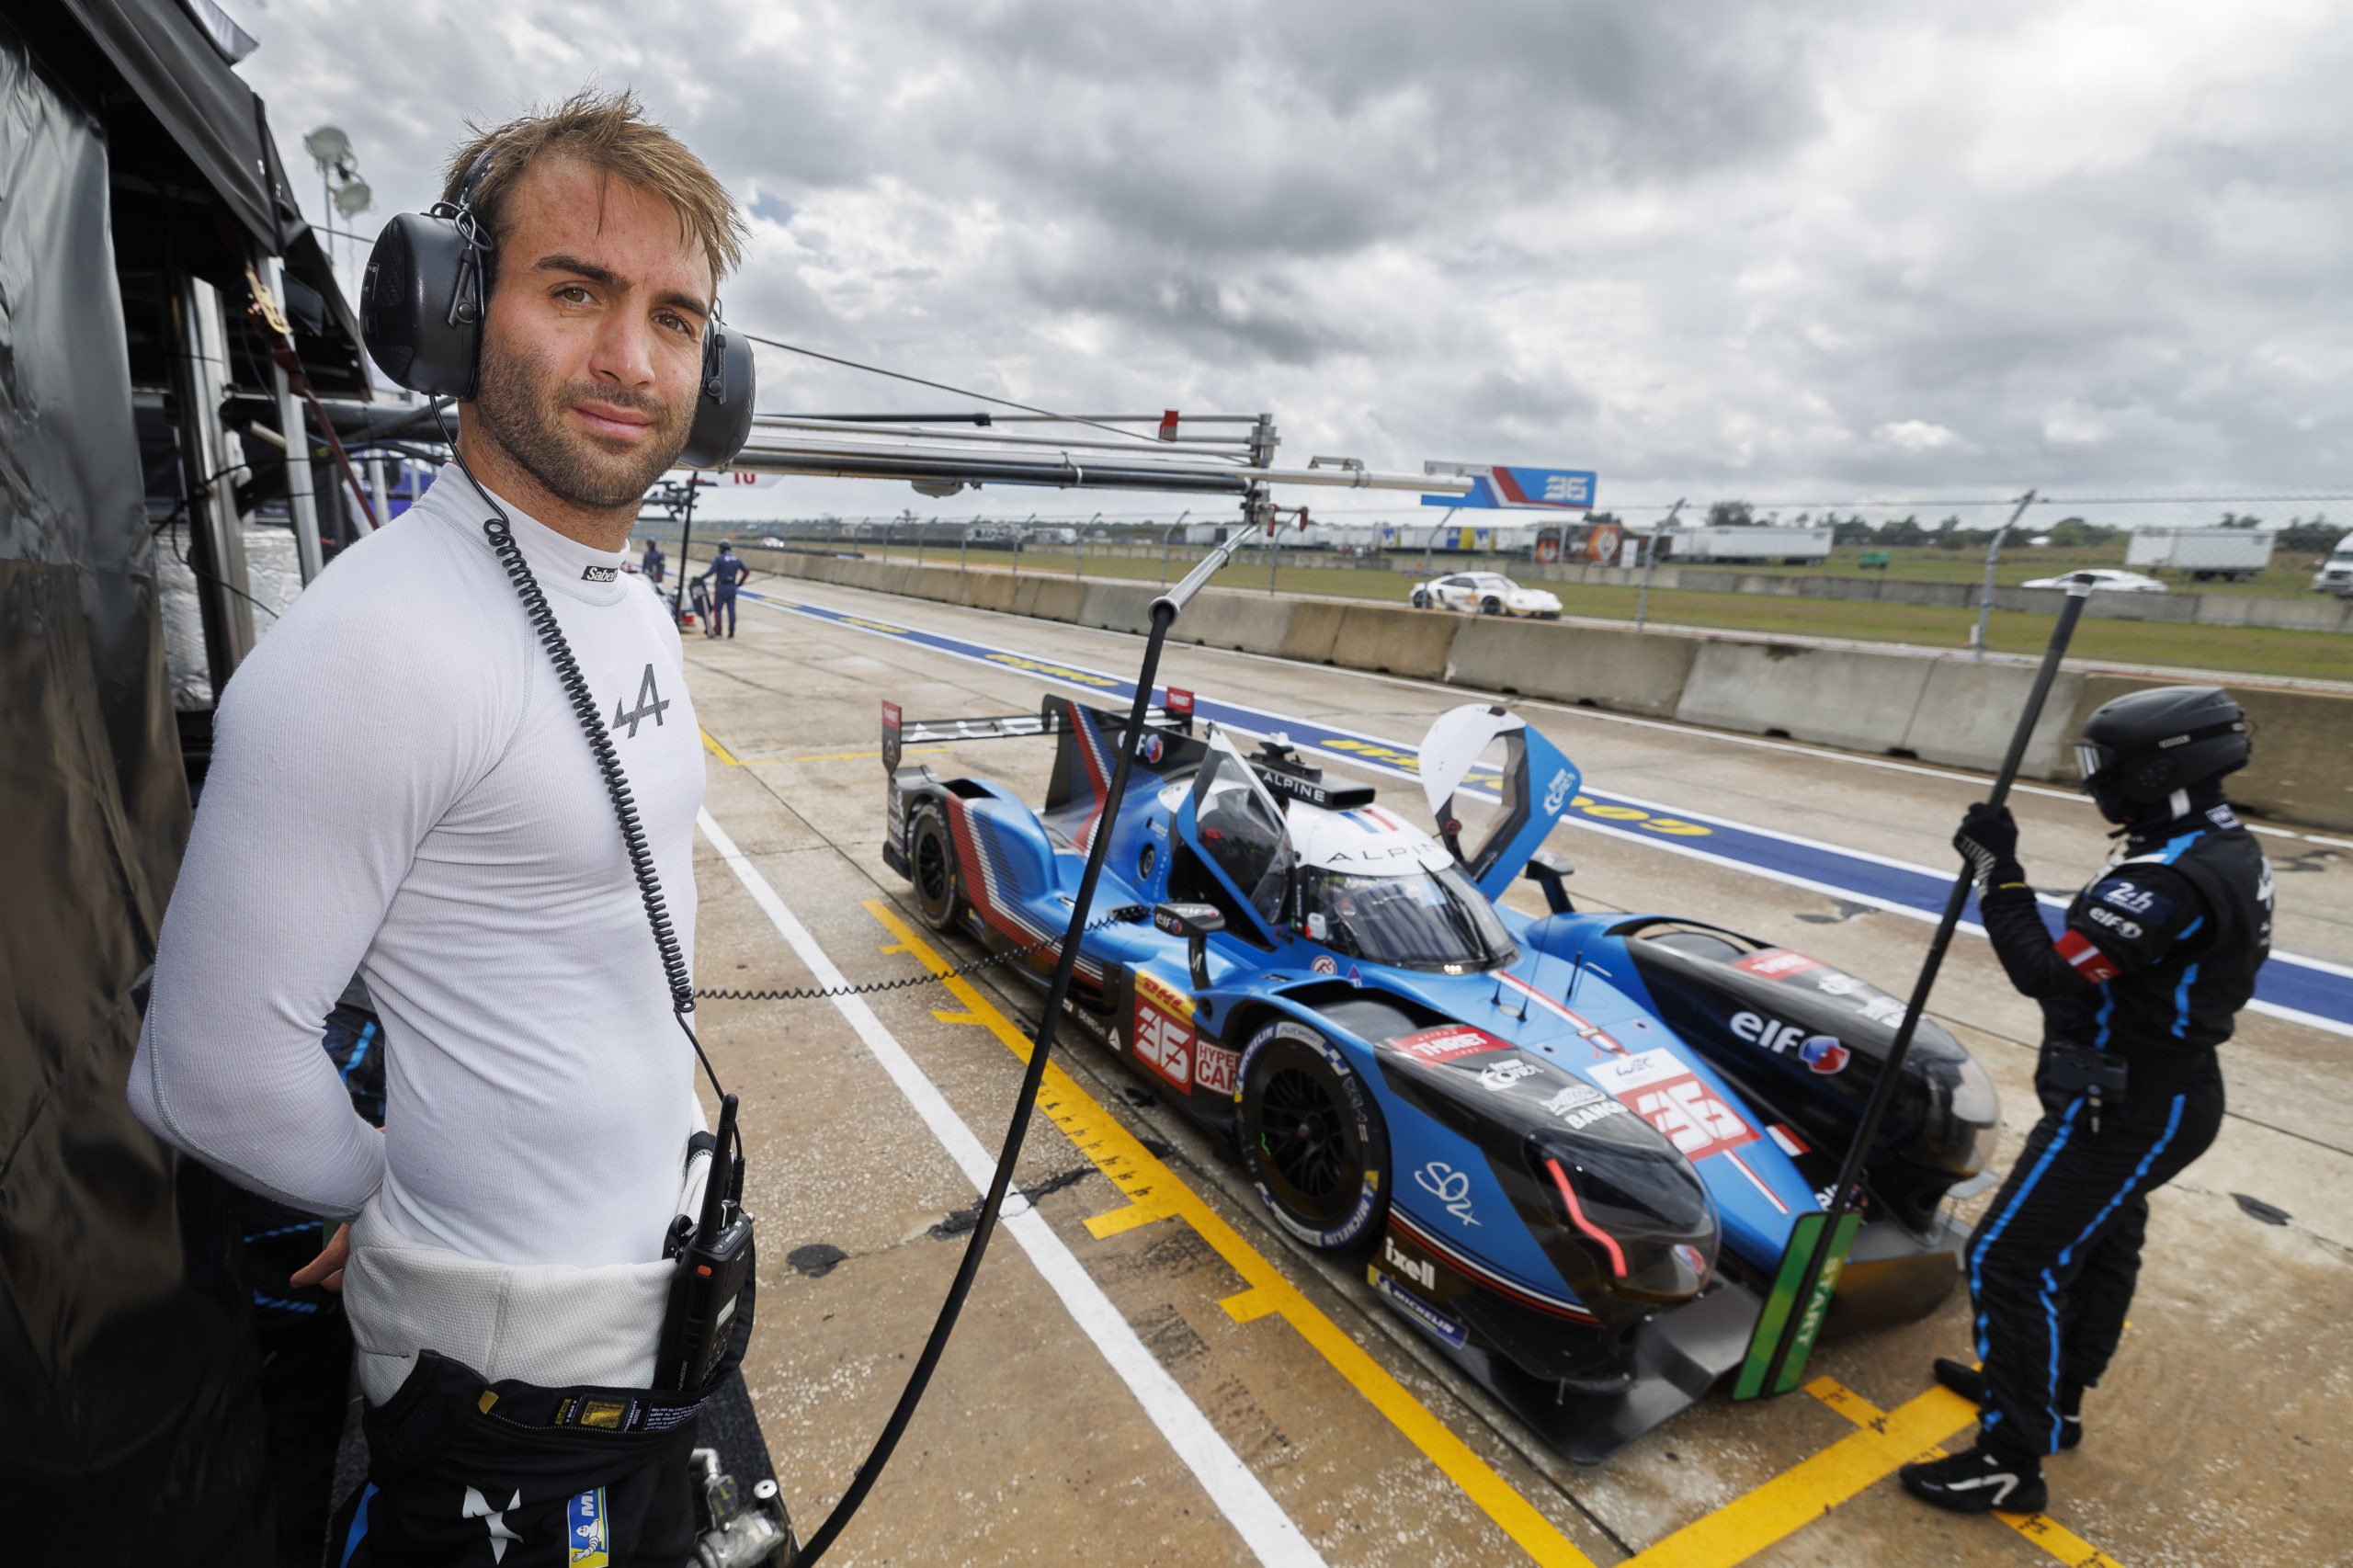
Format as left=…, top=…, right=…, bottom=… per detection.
left=793, top=531, right=1252, bottom=1565
left=1755, top=573, right=2094, bottom=1397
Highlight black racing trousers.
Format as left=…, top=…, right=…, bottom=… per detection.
left=1965, top=1050, right=2223, bottom=1460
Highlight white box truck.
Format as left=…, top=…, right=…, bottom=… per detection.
left=2313, top=540, right=2353, bottom=597
left=2123, top=528, right=2274, bottom=582
left=1665, top=526, right=1835, bottom=565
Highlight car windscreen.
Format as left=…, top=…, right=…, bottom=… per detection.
left=1191, top=745, right=1293, bottom=926
left=1296, top=864, right=1518, bottom=971
left=1473, top=574, right=1513, bottom=589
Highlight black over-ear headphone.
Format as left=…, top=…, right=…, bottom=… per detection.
left=360, top=156, right=756, bottom=469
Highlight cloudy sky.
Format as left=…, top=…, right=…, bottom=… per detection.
left=224, top=0, right=2353, bottom=524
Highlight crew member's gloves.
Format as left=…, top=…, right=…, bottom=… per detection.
left=1953, top=801, right=2023, bottom=892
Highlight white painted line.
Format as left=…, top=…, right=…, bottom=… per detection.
left=696, top=808, right=1328, bottom=1568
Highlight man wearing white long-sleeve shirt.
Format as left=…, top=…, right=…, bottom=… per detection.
left=131, top=91, right=748, bottom=1565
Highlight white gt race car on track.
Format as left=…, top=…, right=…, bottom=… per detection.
left=1410, top=572, right=1563, bottom=618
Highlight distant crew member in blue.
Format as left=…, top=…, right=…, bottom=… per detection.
left=1903, top=685, right=2270, bottom=1517
left=696, top=539, right=751, bottom=638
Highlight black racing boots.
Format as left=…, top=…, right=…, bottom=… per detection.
left=1900, top=1439, right=2049, bottom=1516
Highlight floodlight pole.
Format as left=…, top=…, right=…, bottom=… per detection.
left=1973, top=490, right=2038, bottom=661
left=1637, top=498, right=1685, bottom=631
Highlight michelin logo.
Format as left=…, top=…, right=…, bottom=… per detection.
left=1368, top=1269, right=1469, bottom=1348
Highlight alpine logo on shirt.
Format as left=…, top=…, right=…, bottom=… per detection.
left=612, top=665, right=670, bottom=739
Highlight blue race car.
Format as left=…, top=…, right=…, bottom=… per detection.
left=880, top=692, right=1999, bottom=1461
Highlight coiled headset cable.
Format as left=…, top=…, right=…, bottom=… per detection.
left=693, top=905, right=1143, bottom=1003
left=438, top=433, right=729, bottom=1114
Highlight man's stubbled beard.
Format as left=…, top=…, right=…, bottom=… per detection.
left=472, top=332, right=693, bottom=511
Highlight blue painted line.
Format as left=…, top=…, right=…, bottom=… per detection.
left=741, top=587, right=2353, bottom=1037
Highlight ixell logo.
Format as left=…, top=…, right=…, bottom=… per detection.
left=1382, top=1235, right=1437, bottom=1290
left=1415, top=1162, right=1481, bottom=1227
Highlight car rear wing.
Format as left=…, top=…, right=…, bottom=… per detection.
left=882, top=690, right=1195, bottom=772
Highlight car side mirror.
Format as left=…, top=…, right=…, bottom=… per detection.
left=1522, top=850, right=1575, bottom=915
left=1153, top=902, right=1224, bottom=989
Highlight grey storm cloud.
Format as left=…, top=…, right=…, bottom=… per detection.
left=231, top=0, right=2353, bottom=517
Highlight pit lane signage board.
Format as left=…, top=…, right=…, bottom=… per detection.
left=1420, top=466, right=1597, bottom=510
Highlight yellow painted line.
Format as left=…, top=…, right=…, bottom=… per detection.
left=1222, top=1288, right=1279, bottom=1324
left=1810, top=1380, right=2127, bottom=1566
left=699, top=729, right=948, bottom=767
left=790, top=745, right=950, bottom=765
left=1084, top=1199, right=1175, bottom=1239
left=866, top=901, right=1600, bottom=1568
left=1618, top=1378, right=1977, bottom=1568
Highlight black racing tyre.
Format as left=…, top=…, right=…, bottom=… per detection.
left=1235, top=1019, right=1389, bottom=1253
left=1480, top=596, right=1504, bottom=616
left=1410, top=590, right=1432, bottom=609
left=907, top=801, right=962, bottom=933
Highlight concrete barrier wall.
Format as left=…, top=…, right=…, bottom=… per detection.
left=756, top=555, right=2353, bottom=832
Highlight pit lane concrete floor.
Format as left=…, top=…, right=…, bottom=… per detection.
left=678, top=578, right=2353, bottom=1568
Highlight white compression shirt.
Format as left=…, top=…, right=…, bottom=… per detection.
left=130, top=470, right=707, bottom=1267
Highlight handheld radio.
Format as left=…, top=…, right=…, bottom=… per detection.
left=658, top=1094, right=756, bottom=1390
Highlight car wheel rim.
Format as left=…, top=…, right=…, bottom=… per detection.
left=915, top=824, right=952, bottom=913
left=1258, top=1065, right=1358, bottom=1221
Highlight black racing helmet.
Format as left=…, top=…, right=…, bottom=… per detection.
left=2075, top=686, right=2250, bottom=803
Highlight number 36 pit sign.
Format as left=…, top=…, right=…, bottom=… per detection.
left=1421, top=465, right=1596, bottom=510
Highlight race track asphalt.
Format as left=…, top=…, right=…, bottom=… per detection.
left=677, top=575, right=2353, bottom=1568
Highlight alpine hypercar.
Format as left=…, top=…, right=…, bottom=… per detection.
left=879, top=693, right=1998, bottom=1461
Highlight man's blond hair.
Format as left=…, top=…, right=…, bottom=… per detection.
left=443, top=88, right=746, bottom=289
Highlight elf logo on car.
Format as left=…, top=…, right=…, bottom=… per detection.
left=1131, top=971, right=1195, bottom=1091
left=1732, top=1013, right=1853, bottom=1072
left=1381, top=1234, right=1437, bottom=1291
left=1585, top=1050, right=1758, bottom=1162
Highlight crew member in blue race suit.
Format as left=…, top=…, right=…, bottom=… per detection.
left=695, top=540, right=751, bottom=638
left=641, top=538, right=665, bottom=585
left=1902, top=686, right=2270, bottom=1517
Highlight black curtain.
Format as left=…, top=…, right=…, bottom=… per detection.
left=0, top=17, right=271, bottom=1562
